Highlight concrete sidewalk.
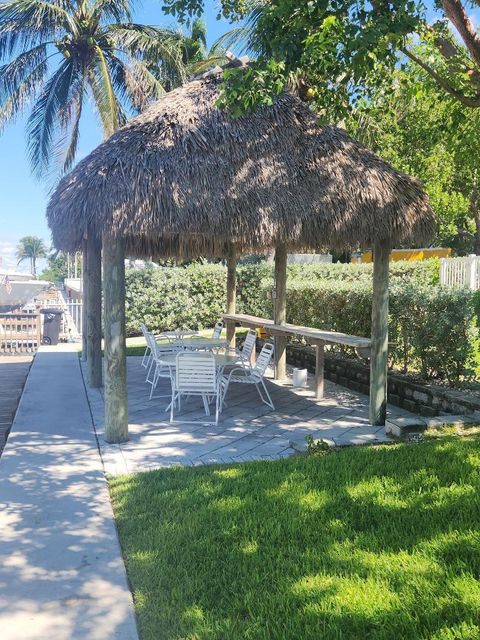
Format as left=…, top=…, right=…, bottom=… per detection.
left=0, top=345, right=138, bottom=640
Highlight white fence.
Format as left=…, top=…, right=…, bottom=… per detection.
left=440, top=255, right=480, bottom=290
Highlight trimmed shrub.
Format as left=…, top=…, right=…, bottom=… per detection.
left=472, top=289, right=480, bottom=329
left=125, top=264, right=225, bottom=335
left=246, top=278, right=475, bottom=382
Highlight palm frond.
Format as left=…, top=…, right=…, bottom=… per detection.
left=92, top=0, right=132, bottom=23
left=210, top=27, right=252, bottom=56
left=107, top=52, right=165, bottom=112
left=106, top=23, right=185, bottom=70
left=0, top=50, right=49, bottom=129
left=0, top=43, right=47, bottom=99
left=0, top=0, right=75, bottom=60
left=26, top=57, right=74, bottom=177
left=62, top=74, right=84, bottom=173
left=187, top=54, right=230, bottom=76
left=89, top=45, right=121, bottom=137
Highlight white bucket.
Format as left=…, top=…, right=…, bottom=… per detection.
left=292, top=368, right=308, bottom=388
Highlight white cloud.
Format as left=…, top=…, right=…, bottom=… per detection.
left=0, top=240, right=48, bottom=274
left=0, top=240, right=21, bottom=272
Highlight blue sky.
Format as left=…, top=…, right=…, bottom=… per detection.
left=0, top=0, right=232, bottom=271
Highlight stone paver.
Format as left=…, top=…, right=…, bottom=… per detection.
left=0, top=345, right=138, bottom=640
left=84, top=356, right=423, bottom=476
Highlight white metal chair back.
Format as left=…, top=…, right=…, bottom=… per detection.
left=140, top=324, right=153, bottom=368
left=175, top=352, right=217, bottom=393
left=212, top=321, right=224, bottom=339
left=241, top=329, right=257, bottom=361
left=252, top=341, right=274, bottom=379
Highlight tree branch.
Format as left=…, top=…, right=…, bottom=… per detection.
left=442, top=0, right=480, bottom=68
left=401, top=46, right=480, bottom=107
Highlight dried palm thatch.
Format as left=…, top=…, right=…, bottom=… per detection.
left=47, top=73, right=435, bottom=257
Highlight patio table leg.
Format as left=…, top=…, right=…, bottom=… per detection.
left=314, top=340, right=325, bottom=400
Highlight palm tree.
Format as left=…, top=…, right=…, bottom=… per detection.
left=0, top=0, right=188, bottom=177
left=16, top=236, right=47, bottom=276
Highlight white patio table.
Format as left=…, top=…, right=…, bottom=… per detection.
left=158, top=352, right=239, bottom=372
left=174, top=336, right=228, bottom=350
left=162, top=330, right=199, bottom=340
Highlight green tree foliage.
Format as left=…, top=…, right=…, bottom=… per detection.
left=163, top=0, right=480, bottom=117
left=16, top=235, right=47, bottom=275
left=40, top=251, right=68, bottom=282
left=0, top=0, right=190, bottom=177
left=347, top=66, right=480, bottom=253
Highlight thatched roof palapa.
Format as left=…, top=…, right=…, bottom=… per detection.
left=47, top=72, right=435, bottom=257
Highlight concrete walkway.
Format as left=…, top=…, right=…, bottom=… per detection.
left=0, top=345, right=138, bottom=640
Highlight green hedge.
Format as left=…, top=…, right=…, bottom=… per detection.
left=126, top=259, right=476, bottom=382
left=269, top=280, right=475, bottom=382
left=125, top=264, right=226, bottom=335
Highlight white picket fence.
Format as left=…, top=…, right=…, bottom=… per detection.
left=440, top=255, right=480, bottom=290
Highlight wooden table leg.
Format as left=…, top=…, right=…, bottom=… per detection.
left=315, top=341, right=325, bottom=400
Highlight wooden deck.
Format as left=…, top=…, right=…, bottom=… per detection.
left=0, top=355, right=32, bottom=455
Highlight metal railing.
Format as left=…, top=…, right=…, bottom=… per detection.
left=0, top=313, right=41, bottom=354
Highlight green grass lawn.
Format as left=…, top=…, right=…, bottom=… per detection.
left=110, top=435, right=480, bottom=640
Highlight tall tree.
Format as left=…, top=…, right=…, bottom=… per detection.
left=0, top=0, right=188, bottom=177
left=163, top=0, right=480, bottom=117
left=347, top=65, right=480, bottom=253
left=16, top=235, right=47, bottom=275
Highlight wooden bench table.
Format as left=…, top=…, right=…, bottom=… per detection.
left=223, top=313, right=371, bottom=400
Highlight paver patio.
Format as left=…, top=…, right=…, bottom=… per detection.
left=84, top=356, right=421, bottom=476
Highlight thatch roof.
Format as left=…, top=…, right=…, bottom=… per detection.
left=47, top=73, right=435, bottom=257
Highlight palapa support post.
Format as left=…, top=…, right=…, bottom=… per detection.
left=314, top=340, right=325, bottom=400
left=86, top=232, right=102, bottom=388
left=81, top=237, right=88, bottom=361
left=103, top=233, right=128, bottom=443
left=369, top=239, right=390, bottom=426
left=226, top=242, right=237, bottom=349
left=274, top=243, right=287, bottom=380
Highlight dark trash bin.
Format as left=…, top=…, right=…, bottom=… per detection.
left=40, top=308, right=63, bottom=345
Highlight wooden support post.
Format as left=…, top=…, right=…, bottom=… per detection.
left=103, top=234, right=128, bottom=443
left=86, top=233, right=102, bottom=388
left=274, top=243, right=287, bottom=380
left=81, top=238, right=88, bottom=361
left=226, top=243, right=237, bottom=349
left=314, top=340, right=325, bottom=400
left=369, top=239, right=390, bottom=426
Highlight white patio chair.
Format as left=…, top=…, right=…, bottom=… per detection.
left=146, top=332, right=181, bottom=400
left=140, top=323, right=152, bottom=368
left=140, top=323, right=174, bottom=371
left=221, top=341, right=275, bottom=410
left=224, top=329, right=257, bottom=366
left=212, top=321, right=224, bottom=339
left=237, top=329, right=257, bottom=364
left=170, top=352, right=221, bottom=425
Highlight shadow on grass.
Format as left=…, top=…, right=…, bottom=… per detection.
left=110, top=436, right=480, bottom=640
